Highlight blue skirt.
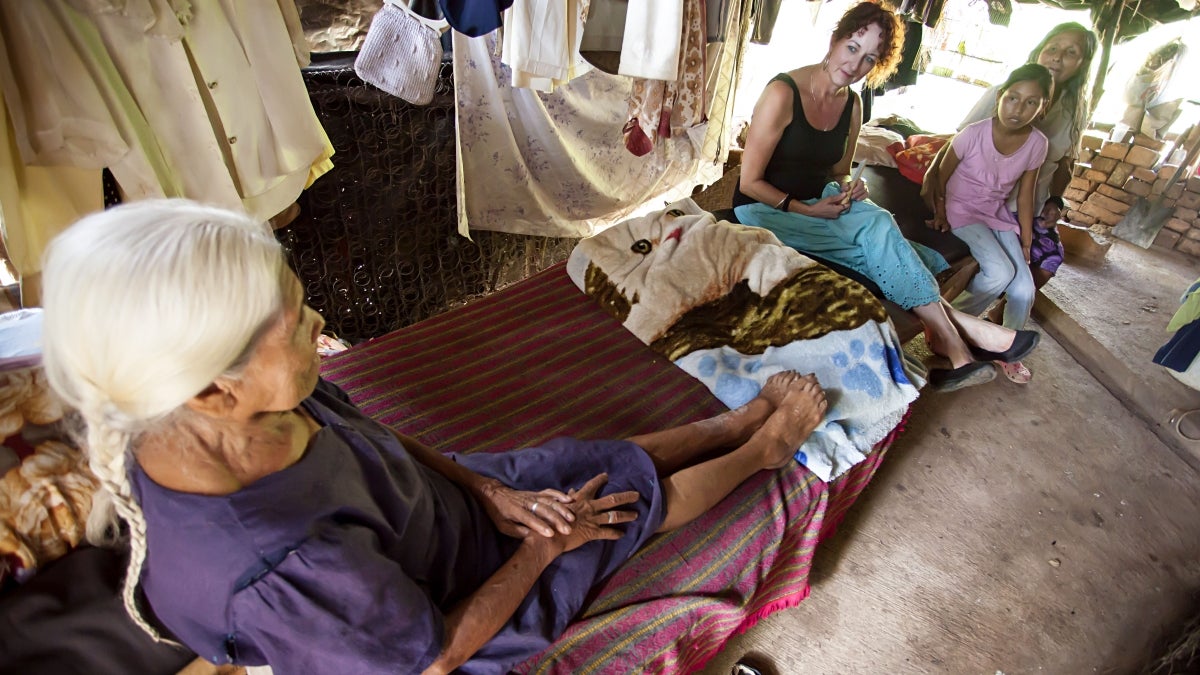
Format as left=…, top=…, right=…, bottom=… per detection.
left=735, top=182, right=944, bottom=309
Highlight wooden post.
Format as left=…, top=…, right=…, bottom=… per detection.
left=1088, top=0, right=1128, bottom=115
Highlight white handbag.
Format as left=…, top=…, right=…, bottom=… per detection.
left=354, top=0, right=450, bottom=105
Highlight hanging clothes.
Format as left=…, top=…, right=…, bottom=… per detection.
left=896, top=0, right=946, bottom=29
left=452, top=0, right=745, bottom=239
left=749, top=0, right=783, bottom=45
left=0, top=90, right=103, bottom=300
left=1168, top=279, right=1200, bottom=332
left=985, top=0, right=1013, bottom=27
left=439, top=0, right=514, bottom=37
left=1154, top=279, right=1200, bottom=373
left=501, top=0, right=591, bottom=92
left=0, top=0, right=334, bottom=224
left=618, top=0, right=685, bottom=80
left=624, top=0, right=707, bottom=156
left=1155, top=319, right=1200, bottom=373
left=707, top=0, right=732, bottom=42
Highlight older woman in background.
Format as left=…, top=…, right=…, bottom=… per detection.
left=733, top=1, right=1038, bottom=391
left=928, top=21, right=1098, bottom=221
left=40, top=200, right=830, bottom=674
left=926, top=22, right=1098, bottom=383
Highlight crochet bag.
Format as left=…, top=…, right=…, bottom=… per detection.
left=354, top=0, right=449, bottom=105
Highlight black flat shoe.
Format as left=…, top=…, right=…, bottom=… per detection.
left=969, top=329, right=1040, bottom=363
left=928, top=361, right=996, bottom=392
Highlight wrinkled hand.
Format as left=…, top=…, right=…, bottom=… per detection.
left=535, top=473, right=641, bottom=555
left=807, top=193, right=851, bottom=219
left=477, top=478, right=576, bottom=538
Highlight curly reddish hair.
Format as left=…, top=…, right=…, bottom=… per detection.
left=830, top=1, right=905, bottom=89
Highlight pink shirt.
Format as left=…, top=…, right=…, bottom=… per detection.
left=945, top=118, right=1048, bottom=233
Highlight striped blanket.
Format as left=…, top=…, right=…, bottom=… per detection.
left=320, top=264, right=904, bottom=674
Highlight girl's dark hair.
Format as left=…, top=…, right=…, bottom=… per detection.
left=1045, top=195, right=1065, bottom=210
left=831, top=1, right=906, bottom=89
left=999, top=63, right=1055, bottom=103
left=1026, top=22, right=1098, bottom=155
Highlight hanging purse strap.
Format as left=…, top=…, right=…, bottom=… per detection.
left=384, top=0, right=451, bottom=35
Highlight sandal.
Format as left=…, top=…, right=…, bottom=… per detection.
left=998, top=360, right=1032, bottom=384
left=969, top=329, right=1040, bottom=363
left=928, top=361, right=996, bottom=392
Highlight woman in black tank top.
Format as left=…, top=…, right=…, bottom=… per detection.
left=730, top=2, right=1039, bottom=393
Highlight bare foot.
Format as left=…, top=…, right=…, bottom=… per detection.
left=724, top=371, right=806, bottom=446
left=756, top=375, right=828, bottom=470
left=757, top=370, right=805, bottom=408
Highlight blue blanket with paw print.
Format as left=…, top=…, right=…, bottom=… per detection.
left=567, top=198, right=924, bottom=481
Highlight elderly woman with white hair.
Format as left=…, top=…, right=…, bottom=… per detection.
left=39, top=199, right=829, bottom=674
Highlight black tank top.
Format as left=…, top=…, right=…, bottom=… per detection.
left=733, top=73, right=854, bottom=206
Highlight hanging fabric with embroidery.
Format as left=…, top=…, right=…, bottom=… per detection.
left=624, top=0, right=707, bottom=157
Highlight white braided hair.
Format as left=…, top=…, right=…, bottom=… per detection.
left=41, top=199, right=285, bottom=642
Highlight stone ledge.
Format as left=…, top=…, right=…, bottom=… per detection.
left=1034, top=289, right=1200, bottom=473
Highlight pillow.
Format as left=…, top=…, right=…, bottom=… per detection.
left=0, top=363, right=98, bottom=586
left=889, top=136, right=949, bottom=185
left=855, top=124, right=904, bottom=168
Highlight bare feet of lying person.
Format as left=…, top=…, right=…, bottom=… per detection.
left=757, top=370, right=807, bottom=407
left=722, top=370, right=809, bottom=447
left=757, top=374, right=828, bottom=470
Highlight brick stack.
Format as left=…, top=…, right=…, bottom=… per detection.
left=1156, top=175, right=1200, bottom=257
left=1061, top=126, right=1200, bottom=259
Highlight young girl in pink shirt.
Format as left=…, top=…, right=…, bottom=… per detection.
left=931, top=64, right=1053, bottom=383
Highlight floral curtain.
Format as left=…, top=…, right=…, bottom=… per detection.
left=452, top=2, right=746, bottom=239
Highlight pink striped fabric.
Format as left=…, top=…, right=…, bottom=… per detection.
left=320, top=263, right=904, bottom=673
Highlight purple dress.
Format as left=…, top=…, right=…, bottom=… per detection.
left=131, top=380, right=664, bottom=674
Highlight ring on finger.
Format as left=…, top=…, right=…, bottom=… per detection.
left=530, top=502, right=539, bottom=513
left=607, top=512, right=614, bottom=524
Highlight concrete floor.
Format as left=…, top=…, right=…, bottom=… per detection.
left=701, top=241, right=1200, bottom=674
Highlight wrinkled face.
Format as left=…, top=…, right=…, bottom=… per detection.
left=1037, top=31, right=1087, bottom=85
left=997, top=80, right=1046, bottom=131
left=827, top=24, right=883, bottom=87
left=233, top=270, right=325, bottom=414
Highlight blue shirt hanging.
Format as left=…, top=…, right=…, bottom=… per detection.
left=438, top=0, right=514, bottom=37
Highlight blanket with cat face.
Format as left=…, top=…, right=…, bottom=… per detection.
left=567, top=198, right=924, bottom=481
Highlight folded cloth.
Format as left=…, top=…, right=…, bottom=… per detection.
left=568, top=199, right=924, bottom=481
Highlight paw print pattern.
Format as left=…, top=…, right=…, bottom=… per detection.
left=830, top=339, right=909, bottom=398
left=695, top=354, right=767, bottom=407
left=715, top=373, right=761, bottom=406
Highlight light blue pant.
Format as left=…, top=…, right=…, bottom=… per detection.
left=734, top=183, right=945, bottom=310
left=950, top=223, right=1035, bottom=329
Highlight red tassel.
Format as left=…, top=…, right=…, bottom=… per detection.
left=623, top=118, right=653, bottom=157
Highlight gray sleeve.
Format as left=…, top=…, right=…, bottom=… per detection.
left=958, top=86, right=1001, bottom=131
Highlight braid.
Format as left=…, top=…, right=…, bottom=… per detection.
left=84, top=414, right=181, bottom=647
left=39, top=199, right=288, bottom=651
